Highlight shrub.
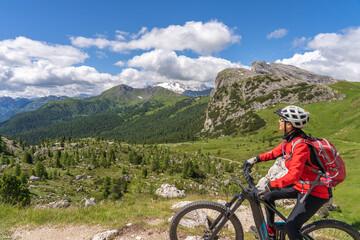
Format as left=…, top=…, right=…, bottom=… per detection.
left=0, top=174, right=31, bottom=206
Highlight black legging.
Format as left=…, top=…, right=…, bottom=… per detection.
left=264, top=187, right=329, bottom=240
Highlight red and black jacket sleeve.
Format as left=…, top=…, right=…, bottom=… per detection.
left=258, top=140, right=310, bottom=188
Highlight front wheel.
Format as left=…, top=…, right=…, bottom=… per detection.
left=169, top=201, right=244, bottom=240
left=301, top=220, right=360, bottom=240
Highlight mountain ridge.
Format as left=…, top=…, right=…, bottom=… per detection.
left=203, top=62, right=345, bottom=136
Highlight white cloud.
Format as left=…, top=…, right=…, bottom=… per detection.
left=0, top=36, right=88, bottom=67
left=267, top=28, right=289, bottom=39
left=71, top=20, right=241, bottom=54
left=277, top=27, right=360, bottom=81
left=0, top=21, right=244, bottom=98
left=125, top=49, right=247, bottom=86
left=0, top=37, right=121, bottom=98
left=69, top=36, right=112, bottom=49
left=292, top=36, right=308, bottom=47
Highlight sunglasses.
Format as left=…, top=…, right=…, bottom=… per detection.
left=280, top=118, right=287, bottom=122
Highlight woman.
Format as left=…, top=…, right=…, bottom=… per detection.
left=245, top=105, right=330, bottom=240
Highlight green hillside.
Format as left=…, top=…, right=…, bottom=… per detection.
left=0, top=81, right=359, bottom=238
left=0, top=86, right=205, bottom=144
left=167, top=80, right=360, bottom=226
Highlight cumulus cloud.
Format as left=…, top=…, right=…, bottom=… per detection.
left=0, top=36, right=88, bottom=66
left=267, top=28, right=289, bottom=39
left=0, top=37, right=120, bottom=97
left=71, top=20, right=241, bottom=54
left=0, top=35, right=245, bottom=98
left=125, top=49, right=246, bottom=85
left=277, top=27, right=360, bottom=81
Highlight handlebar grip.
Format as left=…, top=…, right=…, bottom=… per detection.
left=243, top=163, right=256, bottom=188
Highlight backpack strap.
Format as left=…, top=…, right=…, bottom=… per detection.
left=299, top=171, right=324, bottom=204
left=283, top=138, right=303, bottom=160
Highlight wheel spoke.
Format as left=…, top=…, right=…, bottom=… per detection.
left=169, top=201, right=243, bottom=240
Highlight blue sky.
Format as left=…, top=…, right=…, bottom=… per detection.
left=1, top=0, right=360, bottom=97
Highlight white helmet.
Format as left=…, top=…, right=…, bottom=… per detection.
left=275, top=105, right=310, bottom=128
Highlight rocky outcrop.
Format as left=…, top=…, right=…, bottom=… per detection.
left=156, top=184, right=185, bottom=198
left=256, top=157, right=288, bottom=189
left=252, top=61, right=338, bottom=84
left=203, top=62, right=345, bottom=135
left=92, top=230, right=119, bottom=240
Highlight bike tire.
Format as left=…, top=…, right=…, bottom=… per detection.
left=301, top=219, right=360, bottom=240
left=169, top=200, right=244, bottom=240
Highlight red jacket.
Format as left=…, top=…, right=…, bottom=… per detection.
left=259, top=136, right=330, bottom=199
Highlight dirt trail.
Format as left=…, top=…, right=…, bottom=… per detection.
left=10, top=224, right=169, bottom=240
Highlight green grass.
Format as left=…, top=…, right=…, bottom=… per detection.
left=164, top=81, right=360, bottom=227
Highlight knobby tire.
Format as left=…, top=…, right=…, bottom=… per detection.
left=301, top=219, right=360, bottom=240
left=169, top=201, right=244, bottom=240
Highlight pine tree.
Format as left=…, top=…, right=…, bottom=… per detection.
left=35, top=162, right=48, bottom=179
left=14, top=163, right=21, bottom=176
left=23, top=152, right=33, bottom=164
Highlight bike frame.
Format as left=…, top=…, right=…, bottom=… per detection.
left=203, top=177, right=311, bottom=240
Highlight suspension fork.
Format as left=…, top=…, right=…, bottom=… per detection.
left=204, top=192, right=246, bottom=240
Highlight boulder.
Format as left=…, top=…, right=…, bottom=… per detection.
left=168, top=208, right=208, bottom=228
left=256, top=157, right=287, bottom=189
left=156, top=184, right=185, bottom=198
left=92, top=230, right=119, bottom=240
left=48, top=200, right=70, bottom=208
left=84, top=197, right=96, bottom=207
left=29, top=175, right=41, bottom=183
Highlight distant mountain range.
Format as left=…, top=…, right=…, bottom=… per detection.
left=0, top=96, right=69, bottom=123
left=0, top=61, right=350, bottom=144
left=153, top=82, right=213, bottom=96
left=0, top=83, right=212, bottom=123
left=0, top=85, right=209, bottom=144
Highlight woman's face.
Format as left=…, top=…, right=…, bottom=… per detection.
left=279, top=119, right=294, bottom=132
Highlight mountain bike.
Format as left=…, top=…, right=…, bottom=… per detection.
left=169, top=164, right=360, bottom=240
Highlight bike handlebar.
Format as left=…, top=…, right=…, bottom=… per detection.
left=243, top=163, right=255, bottom=187
left=242, top=163, right=259, bottom=197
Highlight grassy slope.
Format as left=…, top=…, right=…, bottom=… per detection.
left=0, top=82, right=359, bottom=237
left=167, top=81, right=360, bottom=227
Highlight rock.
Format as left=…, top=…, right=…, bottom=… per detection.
left=184, top=237, right=202, bottom=240
left=171, top=201, right=192, bottom=210
left=256, top=157, right=287, bottom=189
left=29, top=175, right=41, bottom=183
left=76, top=175, right=84, bottom=180
left=168, top=208, right=208, bottom=228
left=84, top=197, right=96, bottom=207
left=156, top=184, right=185, bottom=198
left=29, top=185, right=38, bottom=189
left=48, top=200, right=70, bottom=208
left=92, top=230, right=119, bottom=240
left=275, top=199, right=296, bottom=209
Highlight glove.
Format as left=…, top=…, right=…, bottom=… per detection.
left=244, top=156, right=259, bottom=167
left=257, top=182, right=279, bottom=200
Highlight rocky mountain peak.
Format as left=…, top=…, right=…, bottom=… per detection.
left=251, top=61, right=338, bottom=84
left=203, top=62, right=345, bottom=136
